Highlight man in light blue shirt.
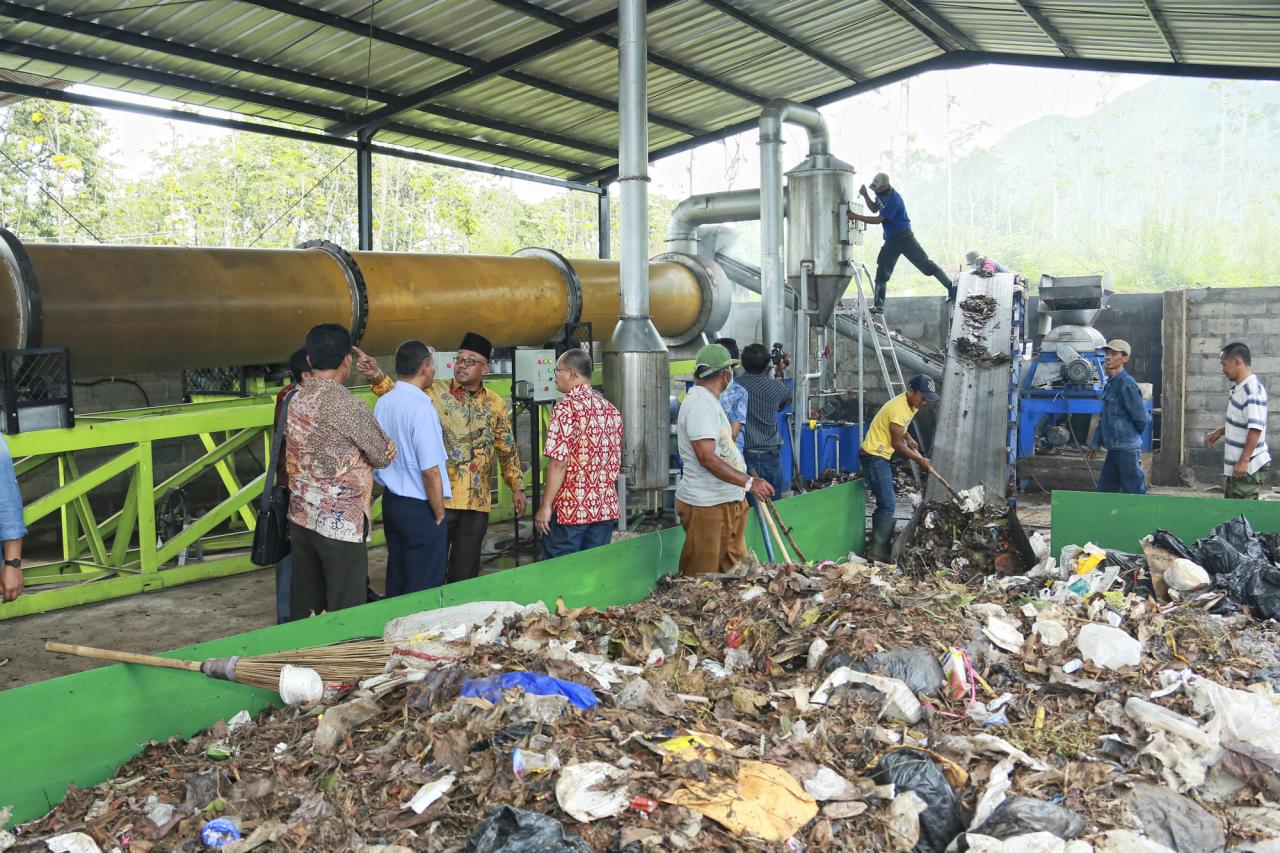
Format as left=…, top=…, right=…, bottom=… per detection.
left=716, top=338, right=748, bottom=454
left=0, top=433, right=26, bottom=603
left=374, top=340, right=451, bottom=596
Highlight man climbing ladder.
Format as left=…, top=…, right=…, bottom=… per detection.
left=848, top=172, right=955, bottom=314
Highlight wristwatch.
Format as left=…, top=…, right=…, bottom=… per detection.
left=3, top=559, right=19, bottom=569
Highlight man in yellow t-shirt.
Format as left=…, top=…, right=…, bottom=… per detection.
left=859, top=375, right=938, bottom=562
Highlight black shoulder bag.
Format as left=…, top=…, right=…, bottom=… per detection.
left=251, top=392, right=293, bottom=566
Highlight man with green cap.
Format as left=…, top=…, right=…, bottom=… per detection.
left=676, top=343, right=775, bottom=575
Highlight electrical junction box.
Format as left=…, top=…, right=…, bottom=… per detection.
left=433, top=351, right=457, bottom=382
left=515, top=348, right=560, bottom=402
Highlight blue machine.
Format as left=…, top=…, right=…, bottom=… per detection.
left=1018, top=274, right=1153, bottom=458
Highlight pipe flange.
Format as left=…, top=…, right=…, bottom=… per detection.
left=515, top=247, right=582, bottom=332
left=298, top=239, right=368, bottom=346
left=650, top=252, right=733, bottom=346
left=0, top=228, right=41, bottom=350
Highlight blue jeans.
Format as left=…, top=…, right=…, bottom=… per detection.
left=541, top=513, right=616, bottom=559
left=383, top=492, right=449, bottom=596
left=861, top=454, right=895, bottom=526
left=743, top=449, right=783, bottom=498
left=1097, top=448, right=1145, bottom=495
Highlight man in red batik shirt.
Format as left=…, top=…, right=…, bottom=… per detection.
left=533, top=348, right=623, bottom=558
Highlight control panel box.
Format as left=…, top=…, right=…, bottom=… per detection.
left=514, top=348, right=560, bottom=402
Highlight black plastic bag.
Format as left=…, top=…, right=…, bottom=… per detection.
left=1192, top=516, right=1280, bottom=620
left=1259, top=532, right=1280, bottom=566
left=873, top=750, right=967, bottom=853
left=1151, top=529, right=1196, bottom=561
left=853, top=649, right=945, bottom=696
left=467, top=805, right=593, bottom=853
left=971, top=797, right=1085, bottom=840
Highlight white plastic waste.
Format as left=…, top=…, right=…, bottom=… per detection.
left=554, top=762, right=630, bottom=823
left=1076, top=624, right=1142, bottom=670
left=1165, top=558, right=1211, bottom=593
left=810, top=667, right=923, bottom=724
left=277, top=665, right=324, bottom=705
left=1033, top=617, right=1070, bottom=648
left=402, top=774, right=456, bottom=814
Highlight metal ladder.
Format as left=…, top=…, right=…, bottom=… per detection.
left=852, top=262, right=923, bottom=488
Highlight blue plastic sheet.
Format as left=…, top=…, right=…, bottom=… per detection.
left=461, top=672, right=599, bottom=710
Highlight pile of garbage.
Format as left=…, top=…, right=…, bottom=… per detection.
left=11, top=546, right=1280, bottom=852
left=897, top=487, right=1025, bottom=579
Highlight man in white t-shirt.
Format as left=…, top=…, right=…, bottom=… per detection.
left=1204, top=341, right=1271, bottom=499
left=676, top=343, right=775, bottom=575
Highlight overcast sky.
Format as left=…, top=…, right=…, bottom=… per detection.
left=91, top=64, right=1153, bottom=202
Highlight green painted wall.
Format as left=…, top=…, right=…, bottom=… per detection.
left=1050, top=490, right=1280, bottom=554
left=2, top=481, right=864, bottom=827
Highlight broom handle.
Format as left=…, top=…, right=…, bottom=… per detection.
left=45, top=641, right=202, bottom=672
left=765, top=496, right=808, bottom=563
left=759, top=495, right=792, bottom=563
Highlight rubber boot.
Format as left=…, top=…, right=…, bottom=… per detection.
left=866, top=514, right=896, bottom=563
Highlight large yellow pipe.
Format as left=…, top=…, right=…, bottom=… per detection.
left=0, top=235, right=714, bottom=377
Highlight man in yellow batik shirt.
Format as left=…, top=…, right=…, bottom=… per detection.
left=360, top=332, right=525, bottom=583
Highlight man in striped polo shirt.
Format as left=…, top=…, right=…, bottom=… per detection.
left=1204, top=341, right=1271, bottom=499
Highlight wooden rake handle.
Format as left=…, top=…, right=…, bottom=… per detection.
left=45, top=641, right=202, bottom=672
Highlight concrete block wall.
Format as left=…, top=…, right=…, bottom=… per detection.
left=1176, top=286, right=1280, bottom=484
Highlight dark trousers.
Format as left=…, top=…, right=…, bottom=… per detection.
left=275, top=553, right=293, bottom=623
left=744, top=449, right=784, bottom=498
left=383, top=491, right=448, bottom=596
left=874, top=230, right=955, bottom=307
left=1097, top=448, right=1146, bottom=495
left=289, top=521, right=368, bottom=616
left=541, top=513, right=616, bottom=559
left=445, top=508, right=489, bottom=583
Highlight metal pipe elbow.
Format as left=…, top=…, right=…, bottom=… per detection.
left=760, top=98, right=829, bottom=155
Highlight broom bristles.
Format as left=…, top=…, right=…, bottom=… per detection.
left=221, top=639, right=395, bottom=691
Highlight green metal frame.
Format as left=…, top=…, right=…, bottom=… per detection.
left=1050, top=489, right=1280, bottom=554
left=0, top=481, right=864, bottom=827
left=1, top=361, right=699, bottom=621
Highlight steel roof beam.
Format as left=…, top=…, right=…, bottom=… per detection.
left=697, top=0, right=863, bottom=82
left=483, top=0, right=767, bottom=104
left=877, top=0, right=973, bottom=52
left=328, top=4, right=664, bottom=137
left=1013, top=0, right=1077, bottom=58
left=237, top=0, right=704, bottom=137
left=1140, top=0, right=1184, bottom=63
left=0, top=38, right=593, bottom=173
left=0, top=1, right=614, bottom=159
left=0, top=78, right=604, bottom=194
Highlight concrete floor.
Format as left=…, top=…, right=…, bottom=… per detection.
left=0, top=483, right=1231, bottom=692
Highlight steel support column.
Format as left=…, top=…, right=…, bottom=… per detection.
left=357, top=130, right=374, bottom=251
left=603, top=0, right=669, bottom=492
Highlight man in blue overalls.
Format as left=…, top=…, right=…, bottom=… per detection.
left=848, top=172, right=955, bottom=314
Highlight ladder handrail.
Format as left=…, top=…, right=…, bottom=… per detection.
left=852, top=263, right=922, bottom=489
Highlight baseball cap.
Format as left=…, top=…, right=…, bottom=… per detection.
left=1103, top=339, right=1131, bottom=356
left=965, top=250, right=981, bottom=266
left=693, top=343, right=739, bottom=379
left=869, top=172, right=891, bottom=192
left=908, top=374, right=940, bottom=402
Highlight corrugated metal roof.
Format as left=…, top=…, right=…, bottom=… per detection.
left=0, top=0, right=1277, bottom=186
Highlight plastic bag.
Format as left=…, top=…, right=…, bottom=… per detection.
left=971, top=797, right=1085, bottom=840
left=460, top=673, right=599, bottom=711
left=466, top=805, right=593, bottom=853
left=853, top=648, right=945, bottom=696
left=1123, top=784, right=1226, bottom=853
left=1150, top=529, right=1196, bottom=561
left=872, top=750, right=967, bottom=853
left=1192, top=516, right=1280, bottom=620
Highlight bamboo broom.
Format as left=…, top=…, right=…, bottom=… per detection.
left=45, top=639, right=393, bottom=692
